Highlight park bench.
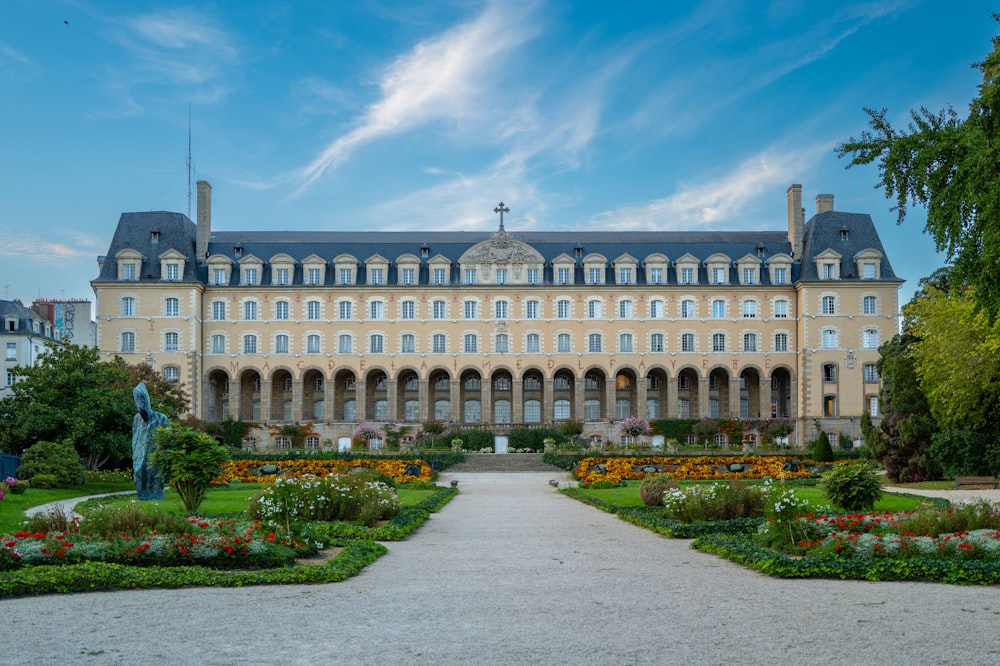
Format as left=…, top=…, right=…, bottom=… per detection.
left=954, top=476, right=998, bottom=490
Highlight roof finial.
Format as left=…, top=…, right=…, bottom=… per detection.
left=494, top=202, right=510, bottom=232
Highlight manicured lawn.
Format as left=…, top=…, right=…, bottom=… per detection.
left=0, top=482, right=134, bottom=534
left=573, top=480, right=928, bottom=513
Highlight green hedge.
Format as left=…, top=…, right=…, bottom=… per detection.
left=650, top=419, right=700, bottom=440
left=508, top=427, right=561, bottom=451
left=0, top=540, right=386, bottom=599
left=310, top=486, right=458, bottom=541
left=692, top=534, right=1000, bottom=584
left=229, top=449, right=464, bottom=471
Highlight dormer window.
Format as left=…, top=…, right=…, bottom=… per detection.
left=840, top=228, right=849, bottom=241
left=234, top=246, right=243, bottom=258
left=165, top=264, right=179, bottom=280
left=121, top=264, right=136, bottom=280
left=421, top=245, right=430, bottom=258
left=116, top=248, right=143, bottom=281
left=756, top=244, right=765, bottom=258
left=151, top=231, right=160, bottom=242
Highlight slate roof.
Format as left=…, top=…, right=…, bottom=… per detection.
left=92, top=209, right=899, bottom=287
left=798, top=211, right=901, bottom=282
left=0, top=299, right=60, bottom=340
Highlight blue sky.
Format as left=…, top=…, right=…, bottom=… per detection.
left=0, top=0, right=993, bottom=310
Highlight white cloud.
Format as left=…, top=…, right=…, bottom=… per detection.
left=588, top=143, right=830, bottom=230
left=292, top=1, right=542, bottom=193
left=0, top=226, right=101, bottom=263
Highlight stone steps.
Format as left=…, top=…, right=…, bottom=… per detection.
left=447, top=453, right=563, bottom=473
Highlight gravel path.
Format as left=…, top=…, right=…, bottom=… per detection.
left=2, top=473, right=1000, bottom=665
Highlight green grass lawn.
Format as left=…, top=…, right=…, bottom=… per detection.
left=574, top=480, right=927, bottom=513
left=0, top=481, right=135, bottom=534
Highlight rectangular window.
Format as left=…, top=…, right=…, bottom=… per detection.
left=619, top=333, right=633, bottom=353
left=465, top=269, right=476, bottom=285
left=743, top=301, right=757, bottom=318
left=243, top=301, right=257, bottom=320
left=742, top=267, right=755, bottom=284
left=650, top=268, right=663, bottom=284
left=307, top=268, right=321, bottom=285
left=526, top=268, right=539, bottom=285
left=713, top=267, right=726, bottom=284
left=433, top=301, right=446, bottom=319
left=588, top=300, right=601, bottom=319
left=863, top=296, right=877, bottom=315
left=557, top=300, right=570, bottom=318
left=307, top=334, right=321, bottom=354
left=307, top=301, right=321, bottom=320
left=743, top=333, right=757, bottom=352
left=212, top=268, right=227, bottom=285
left=211, top=335, right=225, bottom=354
left=864, top=364, right=879, bottom=383
left=369, top=334, right=383, bottom=353
left=650, top=333, right=664, bottom=352
left=526, top=301, right=539, bottom=319
left=464, top=334, right=477, bottom=353
left=619, top=301, right=633, bottom=319
left=244, top=268, right=258, bottom=285
left=121, top=263, right=136, bottom=280
left=166, top=263, right=179, bottom=280
left=822, top=264, right=835, bottom=280
left=275, top=301, right=289, bottom=320
left=165, top=332, right=179, bottom=351
left=822, top=329, right=838, bottom=349
left=370, top=301, right=383, bottom=320
left=339, top=301, right=352, bottom=320
left=619, top=268, right=632, bottom=284
left=863, top=329, right=880, bottom=349
left=274, top=268, right=289, bottom=285
left=121, top=297, right=135, bottom=317
left=401, top=334, right=415, bottom=353
left=557, top=267, right=570, bottom=284
left=713, top=333, right=726, bottom=352
left=339, top=334, right=352, bottom=353
left=588, top=267, right=602, bottom=284
left=243, top=335, right=257, bottom=354
left=774, top=333, right=788, bottom=352
left=5, top=342, right=16, bottom=360
left=774, top=299, right=788, bottom=318
left=433, top=268, right=447, bottom=285
left=340, top=268, right=353, bottom=285
left=822, top=296, right=836, bottom=315
left=588, top=333, right=602, bottom=353
left=681, top=267, right=694, bottom=284
left=464, top=301, right=477, bottom=319
left=370, top=268, right=384, bottom=285
left=863, top=263, right=876, bottom=279
left=495, top=301, right=508, bottom=319
left=526, top=333, right=540, bottom=353
left=868, top=395, right=879, bottom=416
left=275, top=334, right=289, bottom=354
left=495, top=334, right=508, bottom=352
left=496, top=269, right=507, bottom=284
left=773, top=267, right=787, bottom=285
left=682, top=334, right=694, bottom=352
left=824, top=396, right=837, bottom=417
left=121, top=331, right=135, bottom=352
left=433, top=334, right=446, bottom=353
left=401, top=268, right=415, bottom=285
left=212, top=301, right=225, bottom=320
left=401, top=301, right=415, bottom=319
left=557, top=333, right=571, bottom=353
left=681, top=300, right=694, bottom=318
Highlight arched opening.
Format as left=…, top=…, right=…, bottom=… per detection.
left=334, top=369, right=357, bottom=421
left=270, top=368, right=293, bottom=421
left=645, top=368, right=669, bottom=419
left=708, top=367, right=731, bottom=419
left=492, top=369, right=513, bottom=424
left=553, top=369, right=575, bottom=422
left=366, top=370, right=389, bottom=421
left=429, top=369, right=452, bottom=422
left=239, top=369, right=262, bottom=421
left=206, top=369, right=230, bottom=422
left=303, top=368, right=325, bottom=421
left=739, top=367, right=762, bottom=419
left=522, top=369, right=544, bottom=423
left=676, top=368, right=699, bottom=419
left=770, top=367, right=793, bottom=419
left=397, top=370, right=420, bottom=423
left=584, top=369, right=606, bottom=421
left=614, top=368, right=637, bottom=419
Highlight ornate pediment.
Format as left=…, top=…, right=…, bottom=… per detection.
left=460, top=229, right=543, bottom=265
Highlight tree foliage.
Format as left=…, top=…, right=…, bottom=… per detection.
left=0, top=343, right=188, bottom=469
left=871, top=334, right=939, bottom=482
left=837, top=20, right=1000, bottom=321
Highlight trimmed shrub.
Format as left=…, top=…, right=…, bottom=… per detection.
left=18, top=439, right=85, bottom=487
left=812, top=431, right=834, bottom=462
left=639, top=474, right=675, bottom=506
left=247, top=474, right=400, bottom=527
left=348, top=466, right=396, bottom=489
left=821, top=461, right=883, bottom=512
left=508, top=427, right=560, bottom=451
left=663, top=481, right=768, bottom=522
left=151, top=426, right=230, bottom=512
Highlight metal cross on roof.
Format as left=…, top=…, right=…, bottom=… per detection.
left=494, top=202, right=510, bottom=231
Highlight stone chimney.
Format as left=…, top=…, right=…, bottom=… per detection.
left=787, top=184, right=804, bottom=259
left=196, top=180, right=212, bottom=262
left=816, top=194, right=834, bottom=214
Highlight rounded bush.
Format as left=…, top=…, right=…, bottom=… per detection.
left=639, top=474, right=675, bottom=506
left=30, top=473, right=59, bottom=489
left=822, top=461, right=883, bottom=512
left=18, top=439, right=86, bottom=486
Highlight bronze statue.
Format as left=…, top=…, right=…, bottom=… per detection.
left=132, top=382, right=169, bottom=500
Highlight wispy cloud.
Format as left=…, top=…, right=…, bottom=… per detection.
left=588, top=142, right=830, bottom=230
left=0, top=42, right=37, bottom=80
left=292, top=1, right=542, bottom=193
left=98, top=8, right=242, bottom=116
left=0, top=226, right=102, bottom=263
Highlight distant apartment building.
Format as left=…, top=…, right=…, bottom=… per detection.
left=91, top=181, right=900, bottom=449
left=1, top=300, right=64, bottom=398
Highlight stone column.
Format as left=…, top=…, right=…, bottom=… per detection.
left=729, top=377, right=741, bottom=418
left=698, top=376, right=710, bottom=418
left=387, top=376, right=398, bottom=422
left=637, top=374, right=648, bottom=418
left=666, top=374, right=678, bottom=418
left=418, top=378, right=430, bottom=423
left=605, top=377, right=616, bottom=420
left=259, top=379, right=272, bottom=422
left=292, top=377, right=304, bottom=421
left=512, top=376, right=524, bottom=423
left=355, top=378, right=367, bottom=423
left=481, top=376, right=492, bottom=424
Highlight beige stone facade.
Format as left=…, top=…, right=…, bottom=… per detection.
left=92, top=182, right=899, bottom=449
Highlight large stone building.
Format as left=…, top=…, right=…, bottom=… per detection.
left=92, top=182, right=899, bottom=449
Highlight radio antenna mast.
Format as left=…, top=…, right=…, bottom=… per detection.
left=186, top=103, right=192, bottom=218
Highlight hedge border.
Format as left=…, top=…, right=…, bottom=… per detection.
left=311, top=486, right=458, bottom=541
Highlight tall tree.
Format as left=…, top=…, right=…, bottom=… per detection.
left=837, top=20, right=1000, bottom=321
left=0, top=343, right=187, bottom=468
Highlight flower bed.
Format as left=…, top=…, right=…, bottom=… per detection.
left=576, top=456, right=811, bottom=485
left=215, top=458, right=433, bottom=484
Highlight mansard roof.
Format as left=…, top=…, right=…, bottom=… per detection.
left=799, top=211, right=901, bottom=282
